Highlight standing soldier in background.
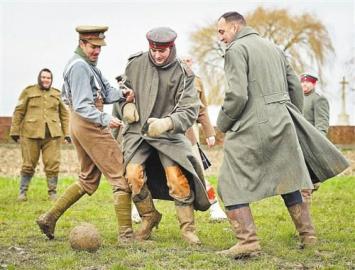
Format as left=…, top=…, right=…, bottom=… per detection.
left=10, top=68, right=70, bottom=201
left=301, top=73, right=330, bottom=135
left=37, top=26, right=135, bottom=243
left=300, top=73, right=330, bottom=205
left=182, top=56, right=227, bottom=221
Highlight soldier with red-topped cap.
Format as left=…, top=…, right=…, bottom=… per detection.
left=300, top=73, right=330, bottom=209
left=119, top=27, right=210, bottom=245
left=300, top=73, right=330, bottom=136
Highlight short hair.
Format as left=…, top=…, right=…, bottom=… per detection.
left=219, top=12, right=246, bottom=25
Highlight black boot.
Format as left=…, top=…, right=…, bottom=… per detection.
left=18, top=175, right=32, bottom=201
left=47, top=176, right=58, bottom=201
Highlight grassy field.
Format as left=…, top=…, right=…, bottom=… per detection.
left=0, top=175, right=354, bottom=270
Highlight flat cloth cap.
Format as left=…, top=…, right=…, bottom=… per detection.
left=146, top=27, right=177, bottom=49
left=76, top=25, right=108, bottom=46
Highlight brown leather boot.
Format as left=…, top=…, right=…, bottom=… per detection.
left=113, top=191, right=134, bottom=243
left=301, top=189, right=312, bottom=208
left=176, top=204, right=201, bottom=245
left=36, top=182, right=85, bottom=239
left=217, top=207, right=261, bottom=259
left=134, top=191, right=162, bottom=240
left=288, top=202, right=317, bottom=248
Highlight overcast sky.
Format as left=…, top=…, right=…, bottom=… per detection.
left=0, top=0, right=354, bottom=125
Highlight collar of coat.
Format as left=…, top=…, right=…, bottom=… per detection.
left=226, top=26, right=259, bottom=51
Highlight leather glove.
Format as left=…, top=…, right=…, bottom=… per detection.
left=64, top=136, right=72, bottom=144
left=147, top=117, right=173, bottom=137
left=11, top=135, right=19, bottom=143
left=123, top=103, right=139, bottom=124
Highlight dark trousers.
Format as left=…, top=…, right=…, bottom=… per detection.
left=226, top=190, right=302, bottom=210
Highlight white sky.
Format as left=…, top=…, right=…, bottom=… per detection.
left=0, top=0, right=354, bottom=125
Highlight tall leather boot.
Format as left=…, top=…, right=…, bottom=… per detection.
left=18, top=174, right=32, bottom=201
left=217, top=207, right=261, bottom=258
left=113, top=191, right=134, bottom=243
left=134, top=190, right=162, bottom=241
left=47, top=176, right=58, bottom=201
left=36, top=182, right=85, bottom=239
left=176, top=204, right=201, bottom=245
left=288, top=202, right=317, bottom=248
left=301, top=189, right=312, bottom=208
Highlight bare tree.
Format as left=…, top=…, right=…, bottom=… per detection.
left=190, top=6, right=334, bottom=104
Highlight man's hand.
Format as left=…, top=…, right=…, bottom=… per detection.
left=206, top=136, right=216, bottom=148
left=147, top=117, right=173, bottom=137
left=109, top=117, right=123, bottom=129
left=123, top=103, right=139, bottom=124
left=122, top=88, right=135, bottom=103
left=11, top=135, right=20, bottom=143
left=64, top=136, right=72, bottom=144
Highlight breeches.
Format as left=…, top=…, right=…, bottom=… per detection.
left=70, top=112, right=129, bottom=195
left=20, top=136, right=61, bottom=178
left=126, top=141, right=193, bottom=204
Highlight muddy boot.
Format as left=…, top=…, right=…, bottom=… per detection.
left=47, top=176, right=58, bottom=201
left=36, top=182, right=85, bottom=239
left=176, top=204, right=201, bottom=245
left=113, top=191, right=134, bottom=243
left=134, top=190, right=162, bottom=241
left=18, top=175, right=32, bottom=201
left=217, top=207, right=261, bottom=259
left=288, top=202, right=317, bottom=248
left=301, top=189, right=312, bottom=209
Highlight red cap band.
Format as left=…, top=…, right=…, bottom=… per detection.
left=301, top=76, right=317, bottom=84
left=149, top=41, right=175, bottom=49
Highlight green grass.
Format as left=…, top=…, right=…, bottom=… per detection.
left=0, top=176, right=354, bottom=269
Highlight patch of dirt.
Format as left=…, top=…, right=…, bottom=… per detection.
left=0, top=245, right=41, bottom=269
left=0, top=143, right=353, bottom=178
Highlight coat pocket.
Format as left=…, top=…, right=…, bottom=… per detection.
left=49, top=94, right=60, bottom=109
left=28, top=96, right=41, bottom=107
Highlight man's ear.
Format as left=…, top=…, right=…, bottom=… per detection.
left=233, top=22, right=239, bottom=33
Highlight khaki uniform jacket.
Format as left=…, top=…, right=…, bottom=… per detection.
left=185, top=76, right=216, bottom=145
left=122, top=52, right=210, bottom=211
left=10, top=84, right=69, bottom=139
left=303, top=89, right=330, bottom=135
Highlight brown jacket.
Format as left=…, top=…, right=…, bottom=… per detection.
left=185, top=76, right=215, bottom=145
left=10, top=84, right=69, bottom=139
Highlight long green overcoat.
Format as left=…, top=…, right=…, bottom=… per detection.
left=216, top=27, right=348, bottom=206
left=122, top=52, right=210, bottom=211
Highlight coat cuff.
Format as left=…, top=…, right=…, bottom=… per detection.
left=216, top=107, right=237, bottom=133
